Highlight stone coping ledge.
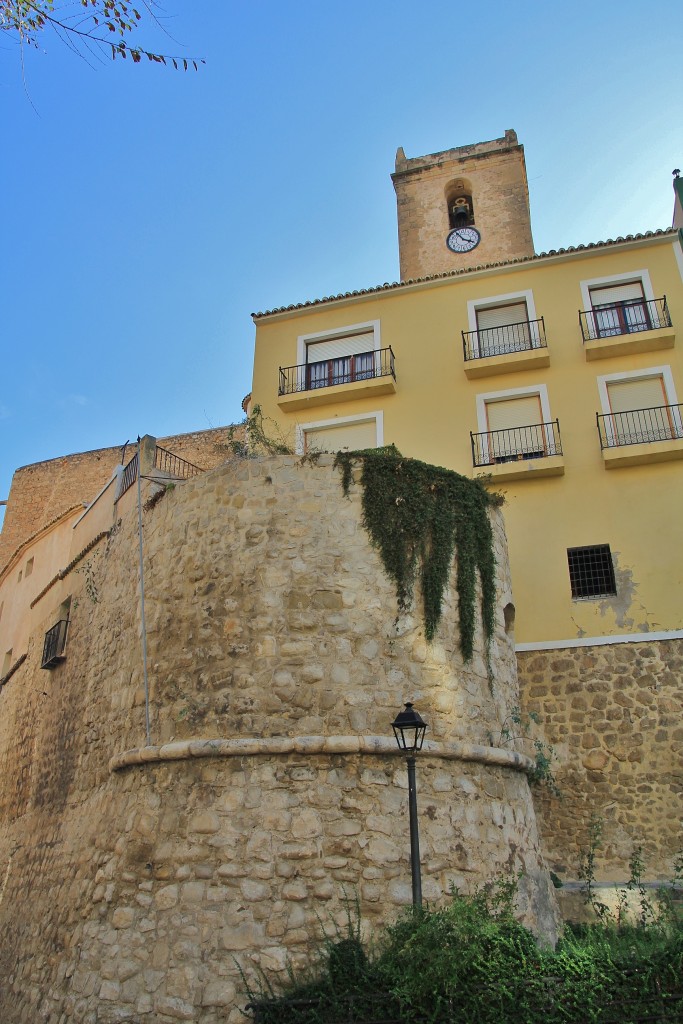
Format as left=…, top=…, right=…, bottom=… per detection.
left=109, top=735, right=534, bottom=773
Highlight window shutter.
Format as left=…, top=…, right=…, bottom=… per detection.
left=304, top=420, right=377, bottom=454
left=307, top=333, right=374, bottom=363
left=486, top=394, right=542, bottom=432
left=607, top=377, right=666, bottom=413
left=589, top=281, right=644, bottom=307
left=476, top=302, right=528, bottom=330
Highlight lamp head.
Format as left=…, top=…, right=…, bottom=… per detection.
left=391, top=702, right=428, bottom=754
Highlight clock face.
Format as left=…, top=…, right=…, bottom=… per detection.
left=446, top=227, right=481, bottom=253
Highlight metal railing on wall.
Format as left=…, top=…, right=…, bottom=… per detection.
left=471, top=420, right=563, bottom=467
left=117, top=443, right=203, bottom=500
left=119, top=452, right=139, bottom=497
left=154, top=445, right=203, bottom=479
left=579, top=296, right=671, bottom=342
left=279, top=347, right=395, bottom=396
left=462, top=318, right=546, bottom=361
left=597, top=403, right=683, bottom=449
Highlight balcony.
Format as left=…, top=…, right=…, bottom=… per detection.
left=41, top=619, right=69, bottom=669
left=462, top=319, right=549, bottom=379
left=580, top=297, right=674, bottom=360
left=470, top=420, right=564, bottom=481
left=597, top=404, right=683, bottom=468
left=277, top=347, right=396, bottom=411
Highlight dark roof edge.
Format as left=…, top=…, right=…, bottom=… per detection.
left=252, top=228, right=677, bottom=321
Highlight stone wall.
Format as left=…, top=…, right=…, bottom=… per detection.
left=518, top=640, right=683, bottom=882
left=0, top=455, right=557, bottom=1024
left=0, top=426, right=238, bottom=572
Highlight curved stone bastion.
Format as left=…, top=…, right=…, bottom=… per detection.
left=0, top=454, right=559, bottom=1024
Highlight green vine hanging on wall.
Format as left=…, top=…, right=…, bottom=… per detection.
left=334, top=448, right=502, bottom=661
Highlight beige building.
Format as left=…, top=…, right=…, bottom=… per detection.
left=0, top=427, right=234, bottom=684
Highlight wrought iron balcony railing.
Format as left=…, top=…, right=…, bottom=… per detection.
left=471, top=420, right=563, bottom=467
left=462, top=318, right=546, bottom=361
left=119, top=452, right=139, bottom=497
left=597, top=403, right=683, bottom=449
left=154, top=445, right=203, bottom=479
left=579, top=296, right=671, bottom=342
left=41, top=619, right=69, bottom=669
left=279, top=347, right=395, bottom=396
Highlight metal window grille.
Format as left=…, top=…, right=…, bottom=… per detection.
left=567, top=545, right=616, bottom=599
left=41, top=619, right=69, bottom=668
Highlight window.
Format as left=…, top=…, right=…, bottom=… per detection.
left=297, top=412, right=383, bottom=455
left=473, top=385, right=560, bottom=466
left=475, top=301, right=533, bottom=356
left=273, top=320, right=390, bottom=399
left=25, top=557, right=34, bottom=578
left=578, top=269, right=671, bottom=344
left=466, top=290, right=542, bottom=360
left=589, top=281, right=649, bottom=337
left=306, top=331, right=376, bottom=389
left=596, top=366, right=683, bottom=448
left=41, top=602, right=70, bottom=670
left=606, top=376, right=672, bottom=443
left=567, top=545, right=617, bottom=599
left=485, top=394, right=545, bottom=461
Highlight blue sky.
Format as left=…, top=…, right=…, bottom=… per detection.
left=1, top=0, right=681, bottom=528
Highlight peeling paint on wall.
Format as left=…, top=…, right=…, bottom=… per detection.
left=598, top=553, right=637, bottom=630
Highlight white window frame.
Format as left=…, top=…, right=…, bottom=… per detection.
left=296, top=320, right=381, bottom=368
left=596, top=365, right=683, bottom=445
left=466, top=290, right=539, bottom=358
left=580, top=269, right=655, bottom=314
left=295, top=411, right=384, bottom=455
left=581, top=268, right=659, bottom=339
left=475, top=384, right=553, bottom=465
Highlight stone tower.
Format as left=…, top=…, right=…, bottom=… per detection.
left=392, top=129, right=534, bottom=280
left=0, top=454, right=559, bottom=1023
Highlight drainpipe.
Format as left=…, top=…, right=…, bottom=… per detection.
left=136, top=437, right=151, bottom=747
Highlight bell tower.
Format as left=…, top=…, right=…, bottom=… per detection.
left=392, top=129, right=534, bottom=281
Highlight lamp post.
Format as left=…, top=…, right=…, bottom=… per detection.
left=391, top=701, right=428, bottom=909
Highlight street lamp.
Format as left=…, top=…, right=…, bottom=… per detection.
left=391, top=701, right=428, bottom=909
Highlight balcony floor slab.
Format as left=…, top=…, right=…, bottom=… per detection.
left=474, top=455, right=565, bottom=483
left=602, top=437, right=683, bottom=468
left=584, top=327, right=675, bottom=360
left=278, top=375, right=396, bottom=411
left=464, top=348, right=550, bottom=379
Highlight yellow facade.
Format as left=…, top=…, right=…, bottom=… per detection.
left=251, top=230, right=683, bottom=646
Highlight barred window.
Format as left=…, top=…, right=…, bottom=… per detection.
left=567, top=545, right=617, bottom=599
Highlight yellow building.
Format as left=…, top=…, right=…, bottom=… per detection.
left=250, top=133, right=683, bottom=882
left=251, top=131, right=683, bottom=650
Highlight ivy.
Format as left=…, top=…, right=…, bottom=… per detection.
left=334, top=448, right=502, bottom=660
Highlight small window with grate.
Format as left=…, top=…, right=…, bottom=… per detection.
left=567, top=545, right=617, bottom=599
